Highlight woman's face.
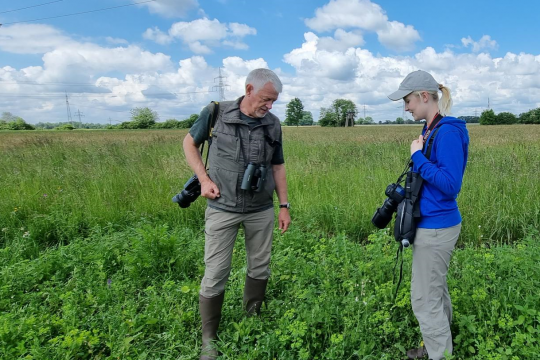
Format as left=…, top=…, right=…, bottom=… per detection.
left=404, top=92, right=427, bottom=121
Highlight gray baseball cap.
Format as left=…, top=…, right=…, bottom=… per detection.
left=388, top=70, right=439, bottom=101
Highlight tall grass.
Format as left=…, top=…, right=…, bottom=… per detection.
left=2, top=126, right=540, bottom=359
left=2, top=125, right=539, bottom=248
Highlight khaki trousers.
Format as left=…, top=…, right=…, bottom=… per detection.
left=200, top=207, right=274, bottom=298
left=411, top=224, right=461, bottom=360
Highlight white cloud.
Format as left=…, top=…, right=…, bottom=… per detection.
left=229, top=23, right=257, bottom=37
left=304, top=0, right=420, bottom=52
left=462, top=35, right=498, bottom=52
left=0, top=24, right=75, bottom=54
left=105, top=37, right=129, bottom=45
left=317, top=29, right=365, bottom=52
left=144, top=18, right=256, bottom=54
left=377, top=21, right=421, bottom=52
left=135, top=0, right=198, bottom=18
left=143, top=27, right=172, bottom=45
left=281, top=33, right=540, bottom=120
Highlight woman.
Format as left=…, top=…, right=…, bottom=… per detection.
left=388, top=70, right=469, bottom=360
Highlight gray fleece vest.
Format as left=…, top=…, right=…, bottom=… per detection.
left=207, top=97, right=282, bottom=213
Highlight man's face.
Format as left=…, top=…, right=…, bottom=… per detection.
left=246, top=82, right=279, bottom=118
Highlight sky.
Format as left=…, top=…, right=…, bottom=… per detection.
left=1, top=0, right=540, bottom=124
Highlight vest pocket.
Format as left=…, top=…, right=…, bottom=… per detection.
left=215, top=132, right=240, bottom=162
left=251, top=171, right=275, bottom=205
left=209, top=167, right=238, bottom=207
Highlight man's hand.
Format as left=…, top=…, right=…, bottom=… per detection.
left=411, top=135, right=423, bottom=156
left=278, top=208, right=291, bottom=234
left=200, top=178, right=220, bottom=199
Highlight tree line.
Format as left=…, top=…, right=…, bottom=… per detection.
left=479, top=108, right=540, bottom=125
left=3, top=103, right=540, bottom=131
left=283, top=97, right=540, bottom=127
left=0, top=108, right=199, bottom=131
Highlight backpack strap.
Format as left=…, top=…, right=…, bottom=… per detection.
left=208, top=101, right=220, bottom=144
left=424, top=125, right=441, bottom=159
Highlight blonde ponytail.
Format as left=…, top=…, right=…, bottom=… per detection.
left=414, top=84, right=453, bottom=116
left=438, top=84, right=453, bottom=116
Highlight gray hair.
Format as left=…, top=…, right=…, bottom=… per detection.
left=245, top=68, right=283, bottom=94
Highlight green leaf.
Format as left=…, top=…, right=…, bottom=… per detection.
left=468, top=346, right=476, bottom=354
left=181, top=286, right=190, bottom=293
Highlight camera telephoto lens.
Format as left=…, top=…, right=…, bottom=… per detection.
left=371, top=198, right=399, bottom=229
left=172, top=175, right=201, bottom=208
left=172, top=190, right=198, bottom=208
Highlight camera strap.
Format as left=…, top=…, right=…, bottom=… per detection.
left=393, top=123, right=442, bottom=301
left=235, top=122, right=269, bottom=167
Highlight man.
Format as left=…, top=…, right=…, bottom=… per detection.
left=183, top=68, right=291, bottom=360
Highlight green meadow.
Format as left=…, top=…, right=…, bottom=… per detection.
left=1, top=125, right=539, bottom=359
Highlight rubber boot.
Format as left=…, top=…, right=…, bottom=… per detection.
left=199, top=292, right=225, bottom=360
left=243, top=276, right=268, bottom=316
left=406, top=346, right=429, bottom=359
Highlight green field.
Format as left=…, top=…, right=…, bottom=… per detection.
left=1, top=126, right=540, bottom=359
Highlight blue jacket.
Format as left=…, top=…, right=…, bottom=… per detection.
left=411, top=116, right=469, bottom=229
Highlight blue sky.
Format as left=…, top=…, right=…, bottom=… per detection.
left=1, top=0, right=540, bottom=124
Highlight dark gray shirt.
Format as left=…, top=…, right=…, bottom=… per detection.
left=189, top=105, right=284, bottom=165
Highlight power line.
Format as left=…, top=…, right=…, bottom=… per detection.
left=0, top=90, right=214, bottom=98
left=1, top=0, right=156, bottom=26
left=0, top=0, right=63, bottom=15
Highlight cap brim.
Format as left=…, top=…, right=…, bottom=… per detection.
left=387, top=89, right=412, bottom=101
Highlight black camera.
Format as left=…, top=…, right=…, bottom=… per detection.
left=172, top=175, right=201, bottom=208
left=241, top=162, right=268, bottom=192
left=371, top=183, right=405, bottom=229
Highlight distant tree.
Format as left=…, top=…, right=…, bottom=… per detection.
left=284, top=98, right=304, bottom=126
left=496, top=112, right=517, bottom=125
left=332, top=99, right=357, bottom=127
left=178, top=114, right=199, bottom=129
left=130, top=107, right=159, bottom=129
left=459, top=116, right=480, bottom=123
left=1, top=112, right=16, bottom=122
left=364, top=116, right=374, bottom=124
left=8, top=117, right=35, bottom=130
left=55, top=124, right=75, bottom=131
left=355, top=117, right=364, bottom=125
left=318, top=107, right=338, bottom=127
left=299, top=111, right=314, bottom=126
left=0, top=120, right=7, bottom=130
left=319, top=99, right=357, bottom=127
left=155, top=119, right=181, bottom=129
left=395, top=117, right=405, bottom=124
left=518, top=108, right=540, bottom=124
left=479, top=109, right=496, bottom=125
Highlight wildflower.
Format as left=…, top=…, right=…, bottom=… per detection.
left=1, top=228, right=7, bottom=232
left=43, top=194, right=48, bottom=198
left=355, top=297, right=359, bottom=302
left=478, top=225, right=481, bottom=228
left=20, top=227, right=25, bottom=231
left=107, top=279, right=112, bottom=287
left=22, top=231, right=30, bottom=238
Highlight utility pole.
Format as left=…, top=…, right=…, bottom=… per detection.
left=213, top=67, right=229, bottom=101
left=74, top=109, right=85, bottom=128
left=65, top=92, right=73, bottom=125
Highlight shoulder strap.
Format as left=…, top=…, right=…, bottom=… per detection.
left=424, top=125, right=441, bottom=159
left=208, top=101, right=220, bottom=141
left=202, top=101, right=220, bottom=170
